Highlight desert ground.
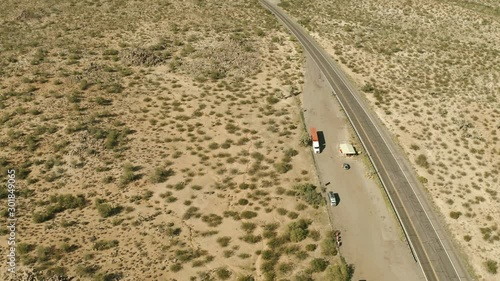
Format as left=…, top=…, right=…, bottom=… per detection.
left=0, top=0, right=357, bottom=280
left=278, top=0, right=500, bottom=280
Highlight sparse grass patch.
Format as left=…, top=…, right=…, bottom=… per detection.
left=149, top=167, right=174, bottom=183
left=416, top=154, right=430, bottom=169
left=216, top=237, right=231, bottom=247
left=93, top=240, right=119, bottom=251
left=321, top=231, right=338, bottom=256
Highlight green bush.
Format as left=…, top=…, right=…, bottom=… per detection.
left=216, top=267, right=232, bottom=280
left=278, top=262, right=293, bottom=273
left=241, top=222, right=257, bottom=233
left=267, top=235, right=289, bottom=249
left=238, top=198, right=249, bottom=205
left=208, top=142, right=220, bottom=149
left=324, top=257, right=352, bottom=281
left=284, top=148, right=298, bottom=157
left=293, top=184, right=323, bottom=208
left=321, top=231, right=338, bottom=256
left=36, top=246, right=61, bottom=262
left=361, top=83, right=375, bottom=92
left=95, top=97, right=112, bottom=105
left=76, top=264, right=101, bottom=277
left=49, top=194, right=87, bottom=210
left=415, top=154, right=430, bottom=169
left=149, top=167, right=174, bottom=183
left=237, top=275, right=255, bottom=281
left=46, top=266, right=68, bottom=277
left=201, top=214, right=223, bottom=227
left=105, top=130, right=125, bottom=149
left=485, top=259, right=498, bottom=274
left=274, top=162, right=292, bottom=173
left=95, top=199, right=123, bottom=218
left=263, top=223, right=279, bottom=239
left=299, top=132, right=311, bottom=147
left=288, top=219, right=309, bottom=242
left=450, top=211, right=462, bottom=219
left=33, top=211, right=55, bottom=223
left=261, top=260, right=276, bottom=275
left=288, top=211, right=299, bottom=219
left=241, top=211, right=258, bottom=219
left=33, top=194, right=87, bottom=223
left=277, top=208, right=288, bottom=215
left=251, top=152, right=265, bottom=161
left=310, top=258, right=329, bottom=272
left=25, top=135, right=39, bottom=151
left=309, top=230, right=321, bottom=241
left=170, top=263, right=182, bottom=272
left=105, top=83, right=124, bottom=93
left=240, top=234, right=262, bottom=244
left=183, top=207, right=200, bottom=220
left=61, top=243, right=79, bottom=253
left=119, top=164, right=139, bottom=185
left=103, top=49, right=119, bottom=55
left=305, top=244, right=317, bottom=251
left=216, top=237, right=231, bottom=247
left=93, top=240, right=119, bottom=251
left=294, top=272, right=313, bottom=281
left=17, top=243, right=35, bottom=254
left=80, top=80, right=91, bottom=90
left=93, top=272, right=123, bottom=281
left=266, top=96, right=280, bottom=104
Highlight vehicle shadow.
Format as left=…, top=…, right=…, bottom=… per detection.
left=318, top=131, right=326, bottom=152
left=334, top=193, right=341, bottom=206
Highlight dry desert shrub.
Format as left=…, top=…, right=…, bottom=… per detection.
left=182, top=38, right=261, bottom=80
left=122, top=48, right=167, bottom=67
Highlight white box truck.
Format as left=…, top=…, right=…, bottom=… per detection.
left=310, top=127, right=320, bottom=153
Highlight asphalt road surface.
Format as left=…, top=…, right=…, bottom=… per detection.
left=260, top=1, right=473, bottom=281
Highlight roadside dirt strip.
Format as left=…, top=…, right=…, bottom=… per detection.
left=302, top=52, right=424, bottom=281
left=260, top=1, right=474, bottom=281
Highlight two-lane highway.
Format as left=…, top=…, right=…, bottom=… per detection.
left=260, top=1, right=473, bottom=280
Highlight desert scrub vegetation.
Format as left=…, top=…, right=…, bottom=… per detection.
left=485, top=259, right=498, bottom=274
left=33, top=194, right=87, bottom=223
left=293, top=183, right=325, bottom=208
left=0, top=0, right=333, bottom=279
left=278, top=0, right=500, bottom=278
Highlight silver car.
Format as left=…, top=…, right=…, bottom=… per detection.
left=328, top=191, right=338, bottom=206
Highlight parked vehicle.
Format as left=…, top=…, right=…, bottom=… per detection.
left=310, top=127, right=320, bottom=153
left=328, top=191, right=338, bottom=206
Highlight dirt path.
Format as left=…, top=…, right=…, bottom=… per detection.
left=301, top=53, right=425, bottom=281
